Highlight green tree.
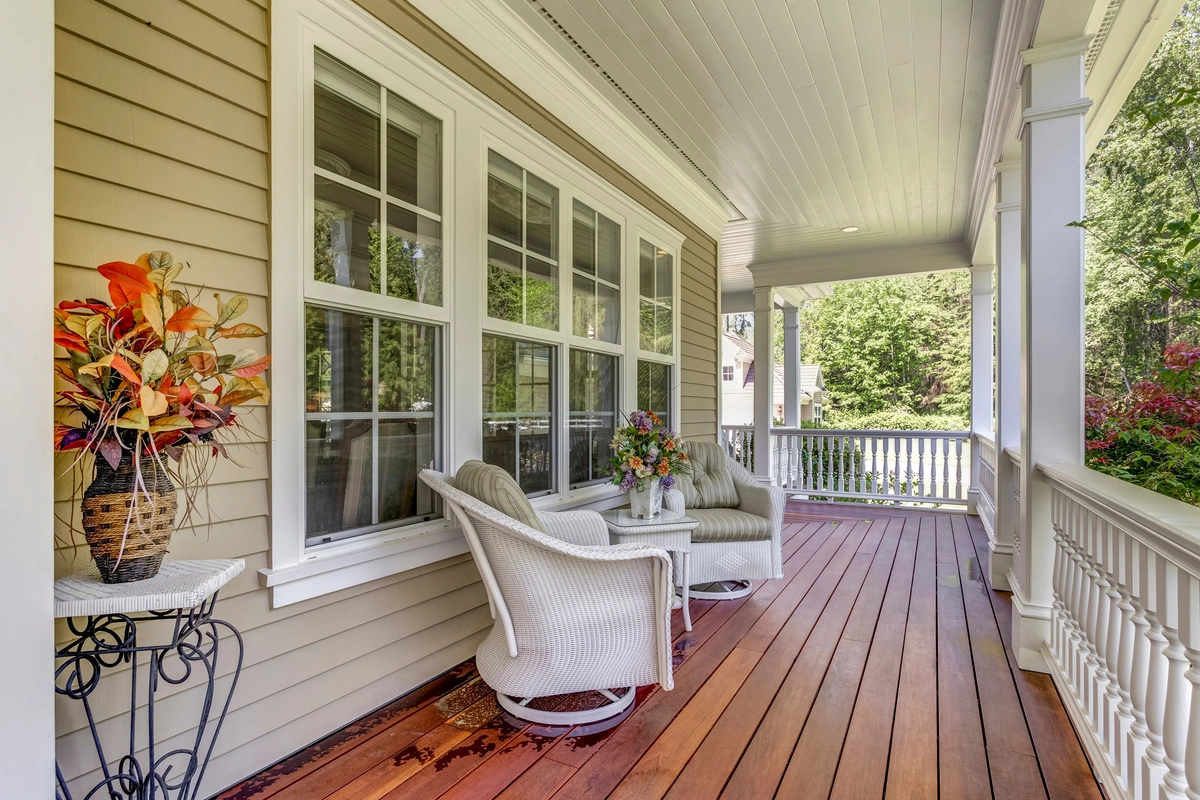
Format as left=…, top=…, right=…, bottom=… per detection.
left=1080, top=3, right=1200, bottom=397
left=796, top=272, right=971, bottom=422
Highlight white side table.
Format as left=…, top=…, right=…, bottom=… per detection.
left=54, top=559, right=245, bottom=800
left=599, top=509, right=698, bottom=632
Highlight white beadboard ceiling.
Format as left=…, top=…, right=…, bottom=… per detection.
left=508, top=0, right=1004, bottom=292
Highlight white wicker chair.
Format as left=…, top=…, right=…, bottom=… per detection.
left=662, top=442, right=786, bottom=600
left=419, top=468, right=675, bottom=725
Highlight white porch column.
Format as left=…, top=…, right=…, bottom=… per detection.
left=968, top=264, right=994, bottom=515
left=752, top=287, right=775, bottom=483
left=992, top=159, right=1022, bottom=593
left=1013, top=37, right=1092, bottom=672
left=0, top=0, right=55, bottom=793
left=782, top=306, right=802, bottom=428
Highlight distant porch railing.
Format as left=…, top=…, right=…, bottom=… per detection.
left=977, top=433, right=998, bottom=537
left=721, top=425, right=971, bottom=506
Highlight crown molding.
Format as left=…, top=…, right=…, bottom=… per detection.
left=964, top=0, right=1040, bottom=266
left=402, top=0, right=731, bottom=240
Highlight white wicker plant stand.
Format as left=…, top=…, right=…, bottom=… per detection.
left=54, top=559, right=245, bottom=800
left=599, top=509, right=697, bottom=632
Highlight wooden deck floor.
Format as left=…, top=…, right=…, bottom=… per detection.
left=219, top=503, right=1103, bottom=800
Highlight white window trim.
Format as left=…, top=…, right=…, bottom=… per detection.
left=266, top=0, right=683, bottom=606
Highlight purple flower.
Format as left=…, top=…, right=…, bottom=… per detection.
left=661, top=475, right=675, bottom=490
left=647, top=445, right=660, bottom=460
left=620, top=471, right=637, bottom=492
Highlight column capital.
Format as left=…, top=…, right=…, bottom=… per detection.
left=971, top=264, right=995, bottom=295
left=1020, top=35, right=1093, bottom=66
left=752, top=285, right=774, bottom=312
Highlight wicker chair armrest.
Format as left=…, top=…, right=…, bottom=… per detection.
left=730, top=460, right=786, bottom=533
left=537, top=510, right=610, bottom=547
left=662, top=487, right=686, bottom=514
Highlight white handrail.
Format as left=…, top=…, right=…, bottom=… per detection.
left=1038, top=462, right=1200, bottom=800
left=720, top=425, right=972, bottom=507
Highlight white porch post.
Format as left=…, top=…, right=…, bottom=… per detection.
left=1013, top=37, right=1091, bottom=672
left=968, top=265, right=994, bottom=515
left=752, top=287, right=775, bottom=483
left=0, top=0, right=56, bottom=793
left=782, top=305, right=802, bottom=428
left=992, top=159, right=1021, bottom=592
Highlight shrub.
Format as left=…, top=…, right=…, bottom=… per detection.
left=823, top=407, right=969, bottom=432
left=1086, top=342, right=1200, bottom=506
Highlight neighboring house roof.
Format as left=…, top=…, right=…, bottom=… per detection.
left=722, top=331, right=823, bottom=398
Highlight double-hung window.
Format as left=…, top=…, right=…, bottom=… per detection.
left=482, top=335, right=556, bottom=495
left=486, top=152, right=559, bottom=330
left=637, top=237, right=676, bottom=431
left=304, top=49, right=445, bottom=545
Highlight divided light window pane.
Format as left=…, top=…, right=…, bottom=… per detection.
left=571, top=201, right=620, bottom=344
left=638, top=239, right=673, bottom=355
left=569, top=350, right=618, bottom=488
left=313, top=49, right=443, bottom=306
left=482, top=335, right=556, bottom=495
left=304, top=306, right=440, bottom=545
left=486, top=151, right=559, bottom=331
left=638, top=360, right=672, bottom=431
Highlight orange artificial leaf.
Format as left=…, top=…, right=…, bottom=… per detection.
left=216, top=323, right=266, bottom=339
left=135, top=253, right=153, bottom=271
left=98, top=261, right=154, bottom=296
left=54, top=331, right=90, bottom=355
left=189, top=352, right=217, bottom=377
left=139, top=385, right=169, bottom=417
left=231, top=354, right=271, bottom=379
left=110, top=354, right=141, bottom=386
left=167, top=306, right=217, bottom=333
left=115, top=408, right=150, bottom=431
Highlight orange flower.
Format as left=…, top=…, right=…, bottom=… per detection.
left=657, top=460, right=670, bottom=476
left=664, top=439, right=676, bottom=451
left=680, top=452, right=689, bottom=461
left=629, top=456, right=643, bottom=470
left=649, top=411, right=662, bottom=425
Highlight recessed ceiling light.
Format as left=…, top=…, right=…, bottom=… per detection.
left=841, top=226, right=859, bottom=233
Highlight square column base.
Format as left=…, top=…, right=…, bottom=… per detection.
left=1011, top=590, right=1052, bottom=673
left=989, top=547, right=1013, bottom=591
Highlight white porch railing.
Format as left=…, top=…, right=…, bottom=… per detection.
left=1041, top=462, right=1200, bottom=800
left=977, top=433, right=997, bottom=537
left=721, top=425, right=971, bottom=506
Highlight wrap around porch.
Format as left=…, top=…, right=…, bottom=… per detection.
left=221, top=501, right=1100, bottom=800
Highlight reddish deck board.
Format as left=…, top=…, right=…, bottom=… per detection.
left=220, top=501, right=1104, bottom=800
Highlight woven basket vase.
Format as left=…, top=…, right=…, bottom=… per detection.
left=81, top=451, right=178, bottom=583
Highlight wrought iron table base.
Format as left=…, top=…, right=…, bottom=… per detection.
left=54, top=592, right=243, bottom=800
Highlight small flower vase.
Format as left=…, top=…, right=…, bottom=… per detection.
left=629, top=478, right=663, bottom=519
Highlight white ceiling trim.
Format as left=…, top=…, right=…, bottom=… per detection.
left=748, top=241, right=974, bottom=286
left=403, top=0, right=731, bottom=240
left=964, top=0, right=1041, bottom=262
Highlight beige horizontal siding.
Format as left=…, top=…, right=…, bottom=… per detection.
left=52, top=3, right=489, bottom=796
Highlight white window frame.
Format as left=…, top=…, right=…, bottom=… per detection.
left=722, top=365, right=735, bottom=381
left=267, top=0, right=683, bottom=606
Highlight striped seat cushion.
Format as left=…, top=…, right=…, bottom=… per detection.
left=455, top=461, right=546, bottom=534
left=688, top=508, right=773, bottom=543
left=675, top=442, right=740, bottom=509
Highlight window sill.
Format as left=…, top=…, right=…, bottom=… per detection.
left=259, top=519, right=471, bottom=607
left=532, top=483, right=626, bottom=513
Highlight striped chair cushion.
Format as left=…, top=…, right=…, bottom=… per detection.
left=688, top=508, right=773, bottom=543
left=675, top=442, right=740, bottom=509
left=455, top=461, right=546, bottom=534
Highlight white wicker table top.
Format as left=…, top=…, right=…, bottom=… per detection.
left=599, top=508, right=698, bottom=533
left=54, top=559, right=245, bottom=618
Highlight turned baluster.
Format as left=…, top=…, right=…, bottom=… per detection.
left=1129, top=539, right=1154, bottom=800
left=1160, top=558, right=1190, bottom=800
left=1142, top=547, right=1171, bottom=800
left=1050, top=494, right=1068, bottom=662
left=1100, top=522, right=1125, bottom=774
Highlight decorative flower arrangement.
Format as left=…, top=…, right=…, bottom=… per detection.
left=609, top=410, right=691, bottom=494
left=53, top=251, right=270, bottom=581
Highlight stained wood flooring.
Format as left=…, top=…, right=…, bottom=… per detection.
left=219, top=502, right=1103, bottom=800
